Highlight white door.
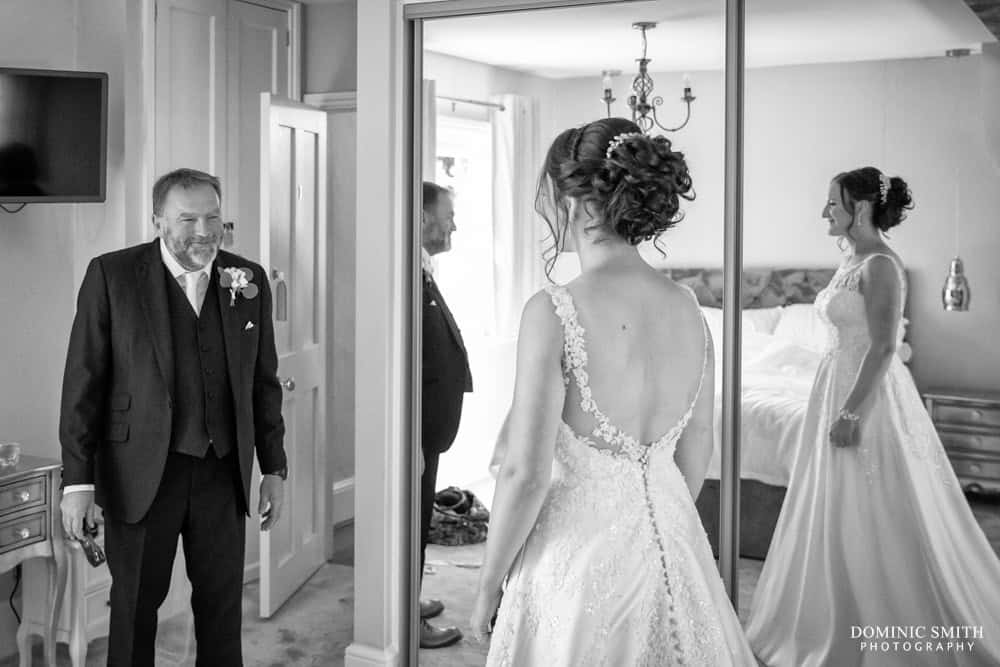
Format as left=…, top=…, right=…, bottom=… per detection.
left=154, top=0, right=228, bottom=179
left=258, top=93, right=329, bottom=617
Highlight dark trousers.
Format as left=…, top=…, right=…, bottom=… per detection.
left=103, top=451, right=246, bottom=667
left=419, top=449, right=441, bottom=586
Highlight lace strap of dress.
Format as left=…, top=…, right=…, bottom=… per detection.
left=544, top=284, right=587, bottom=389
left=543, top=284, right=637, bottom=449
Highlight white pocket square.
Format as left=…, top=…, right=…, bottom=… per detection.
left=429, top=300, right=438, bottom=307
left=245, top=321, right=255, bottom=331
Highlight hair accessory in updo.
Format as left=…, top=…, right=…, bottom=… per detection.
left=605, top=132, right=644, bottom=159
left=878, top=172, right=890, bottom=204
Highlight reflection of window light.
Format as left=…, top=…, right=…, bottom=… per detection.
left=434, top=114, right=495, bottom=337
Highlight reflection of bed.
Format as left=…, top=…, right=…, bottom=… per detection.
left=662, top=267, right=911, bottom=559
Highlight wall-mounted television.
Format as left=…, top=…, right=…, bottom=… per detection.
left=0, top=67, right=108, bottom=203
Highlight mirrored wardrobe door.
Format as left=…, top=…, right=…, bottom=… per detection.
left=741, top=2, right=1000, bottom=665
left=410, top=0, right=738, bottom=663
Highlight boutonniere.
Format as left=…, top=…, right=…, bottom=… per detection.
left=218, top=266, right=259, bottom=306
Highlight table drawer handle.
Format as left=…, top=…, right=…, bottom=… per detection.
left=15, top=527, right=31, bottom=541
left=971, top=410, right=983, bottom=420
left=15, top=490, right=30, bottom=503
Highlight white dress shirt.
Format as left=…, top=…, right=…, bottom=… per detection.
left=64, top=241, right=214, bottom=496
left=421, top=247, right=436, bottom=277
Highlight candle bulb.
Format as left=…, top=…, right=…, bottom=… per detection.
left=682, top=73, right=692, bottom=93
left=602, top=72, right=613, bottom=91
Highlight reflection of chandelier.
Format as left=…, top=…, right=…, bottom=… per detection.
left=601, top=22, right=695, bottom=133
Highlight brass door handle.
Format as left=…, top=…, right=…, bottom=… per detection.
left=280, top=377, right=296, bottom=391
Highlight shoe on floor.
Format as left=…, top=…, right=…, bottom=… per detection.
left=420, top=598, right=444, bottom=619
left=420, top=620, right=462, bottom=649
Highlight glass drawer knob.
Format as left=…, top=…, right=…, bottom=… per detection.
left=15, top=490, right=30, bottom=503
left=16, top=528, right=30, bottom=540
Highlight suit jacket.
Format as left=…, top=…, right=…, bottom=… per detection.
left=422, top=272, right=473, bottom=455
left=59, top=240, right=286, bottom=524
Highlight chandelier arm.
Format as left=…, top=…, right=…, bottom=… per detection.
left=651, top=100, right=693, bottom=133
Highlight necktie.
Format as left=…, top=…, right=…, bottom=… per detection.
left=182, top=271, right=209, bottom=316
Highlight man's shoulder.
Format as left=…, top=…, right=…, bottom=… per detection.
left=91, top=241, right=157, bottom=273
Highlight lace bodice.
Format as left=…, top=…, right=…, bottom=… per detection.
left=545, top=284, right=709, bottom=463
left=814, top=253, right=907, bottom=360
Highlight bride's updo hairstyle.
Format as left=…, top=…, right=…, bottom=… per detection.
left=536, top=117, right=694, bottom=278
left=834, top=166, right=913, bottom=235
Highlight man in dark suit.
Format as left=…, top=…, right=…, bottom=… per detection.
left=59, top=168, right=287, bottom=666
left=420, top=181, right=473, bottom=649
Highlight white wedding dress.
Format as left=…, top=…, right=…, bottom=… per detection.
left=486, top=285, right=756, bottom=667
left=746, top=253, right=1000, bottom=666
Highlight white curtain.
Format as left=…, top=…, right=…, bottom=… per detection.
left=422, top=79, right=437, bottom=182
left=490, top=93, right=544, bottom=339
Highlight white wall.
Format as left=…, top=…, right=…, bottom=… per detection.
left=544, top=55, right=1000, bottom=393
left=0, top=0, right=129, bottom=659
left=304, top=0, right=358, bottom=94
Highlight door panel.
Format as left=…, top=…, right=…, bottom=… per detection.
left=154, top=0, right=227, bottom=178
left=259, top=93, right=328, bottom=618
left=227, top=0, right=289, bottom=261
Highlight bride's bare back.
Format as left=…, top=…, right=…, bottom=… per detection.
left=559, top=264, right=709, bottom=451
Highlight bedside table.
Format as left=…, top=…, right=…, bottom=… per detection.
left=923, top=389, right=1000, bottom=493
left=0, top=455, right=66, bottom=667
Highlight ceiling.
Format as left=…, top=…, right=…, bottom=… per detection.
left=422, top=0, right=996, bottom=78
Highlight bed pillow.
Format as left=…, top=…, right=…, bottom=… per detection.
left=742, top=306, right=783, bottom=335
left=701, top=306, right=782, bottom=339
left=773, top=303, right=829, bottom=351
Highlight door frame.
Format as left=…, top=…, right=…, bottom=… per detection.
left=351, top=1, right=746, bottom=665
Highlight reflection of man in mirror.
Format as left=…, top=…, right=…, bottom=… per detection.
left=0, top=142, right=45, bottom=196
left=419, top=181, right=473, bottom=649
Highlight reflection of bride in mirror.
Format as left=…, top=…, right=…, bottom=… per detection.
left=746, top=168, right=1000, bottom=666
left=469, top=117, right=756, bottom=665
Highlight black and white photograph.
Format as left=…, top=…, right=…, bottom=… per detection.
left=1, top=0, right=999, bottom=666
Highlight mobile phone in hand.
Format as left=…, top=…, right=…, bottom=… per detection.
left=79, top=521, right=106, bottom=567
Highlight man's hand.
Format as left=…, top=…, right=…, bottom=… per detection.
left=259, top=474, right=285, bottom=531
left=61, top=490, right=97, bottom=542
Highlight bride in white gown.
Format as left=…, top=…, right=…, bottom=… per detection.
left=746, top=167, right=1000, bottom=666
left=470, top=118, right=756, bottom=666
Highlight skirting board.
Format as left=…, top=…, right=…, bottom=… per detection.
left=345, top=643, right=398, bottom=667
left=333, top=476, right=355, bottom=525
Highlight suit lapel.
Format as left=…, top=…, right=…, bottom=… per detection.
left=214, top=253, right=244, bottom=397
left=426, top=273, right=466, bottom=353
left=136, top=240, right=175, bottom=397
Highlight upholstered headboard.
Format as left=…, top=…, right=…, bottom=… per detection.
left=661, top=268, right=837, bottom=308
left=661, top=266, right=913, bottom=361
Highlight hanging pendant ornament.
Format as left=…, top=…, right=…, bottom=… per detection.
left=942, top=257, right=971, bottom=311
left=941, top=48, right=972, bottom=312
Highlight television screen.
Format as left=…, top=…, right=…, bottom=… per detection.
left=0, top=68, right=108, bottom=203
